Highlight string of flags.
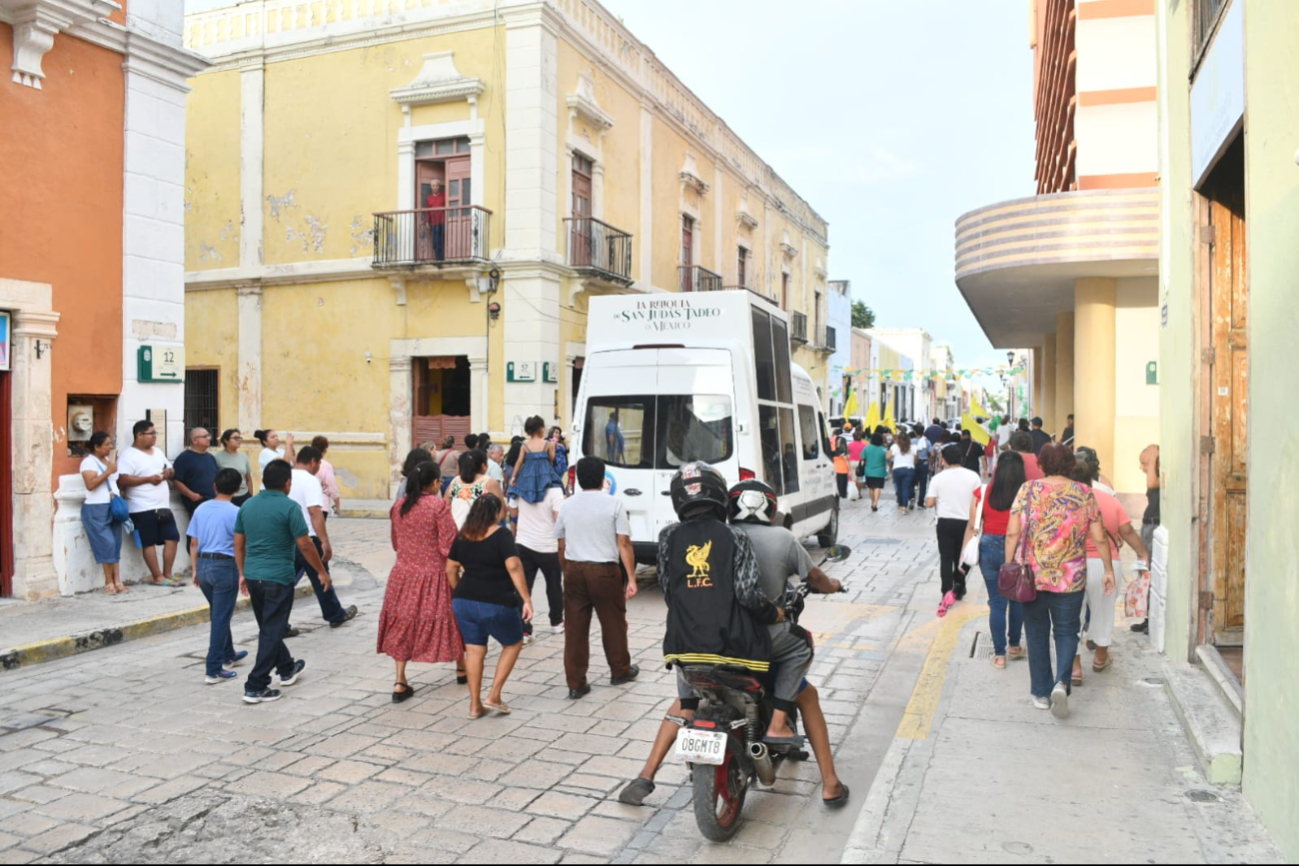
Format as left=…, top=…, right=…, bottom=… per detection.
left=836, top=365, right=1027, bottom=382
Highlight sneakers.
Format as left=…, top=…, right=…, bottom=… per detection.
left=1050, top=681, right=1070, bottom=719
left=551, top=622, right=565, bottom=635
left=1032, top=696, right=1051, bottom=711
left=227, top=650, right=249, bottom=666
left=611, top=664, right=640, bottom=687
left=206, top=670, right=238, bottom=685
left=330, top=605, right=359, bottom=628
left=522, top=634, right=534, bottom=647
left=280, top=659, right=307, bottom=687
left=243, top=689, right=282, bottom=704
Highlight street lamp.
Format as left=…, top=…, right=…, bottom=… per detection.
left=1006, top=350, right=1015, bottom=367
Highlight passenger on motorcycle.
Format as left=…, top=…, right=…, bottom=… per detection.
left=617, top=466, right=849, bottom=808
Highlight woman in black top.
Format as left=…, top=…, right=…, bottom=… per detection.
left=446, top=494, right=534, bottom=719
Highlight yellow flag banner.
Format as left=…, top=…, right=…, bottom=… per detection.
left=882, top=403, right=896, bottom=432
left=864, top=401, right=881, bottom=431
left=968, top=397, right=992, bottom=421
left=843, top=388, right=860, bottom=420
left=962, top=412, right=991, bottom=446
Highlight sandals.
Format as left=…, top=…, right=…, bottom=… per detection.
left=116, top=583, right=130, bottom=594
left=618, top=778, right=655, bottom=807
left=1007, top=647, right=1026, bottom=661
left=992, top=656, right=1006, bottom=670
left=822, top=782, right=851, bottom=809
left=467, top=708, right=489, bottom=720
left=482, top=700, right=512, bottom=715
left=104, top=585, right=119, bottom=596
left=937, top=591, right=956, bottom=618
left=392, top=683, right=416, bottom=704
left=1071, top=671, right=1084, bottom=687
left=456, top=669, right=468, bottom=686
left=162, top=576, right=185, bottom=588
left=1092, top=656, right=1113, bottom=673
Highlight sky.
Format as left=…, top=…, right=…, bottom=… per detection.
left=182, top=0, right=1036, bottom=368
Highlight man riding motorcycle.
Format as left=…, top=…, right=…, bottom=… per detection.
left=617, top=466, right=849, bottom=809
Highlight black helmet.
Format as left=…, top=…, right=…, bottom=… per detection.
left=669, top=462, right=729, bottom=521
left=728, top=479, right=777, bottom=525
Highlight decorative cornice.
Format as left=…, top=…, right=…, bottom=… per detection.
left=0, top=0, right=117, bottom=88
left=736, top=194, right=759, bottom=230
left=679, top=153, right=709, bottom=195
left=390, top=51, right=484, bottom=107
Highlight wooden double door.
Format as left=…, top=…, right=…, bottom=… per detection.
left=416, top=156, right=472, bottom=261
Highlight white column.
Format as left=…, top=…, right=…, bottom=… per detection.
left=503, top=14, right=559, bottom=260
left=240, top=63, right=265, bottom=271
left=8, top=302, right=60, bottom=599
left=237, top=286, right=263, bottom=433
left=388, top=355, right=413, bottom=496
left=714, top=165, right=724, bottom=277
left=120, top=39, right=199, bottom=458
left=469, top=354, right=489, bottom=434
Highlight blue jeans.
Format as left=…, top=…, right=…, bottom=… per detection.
left=294, top=536, right=347, bottom=624
left=892, top=467, right=916, bottom=508
left=1022, top=589, right=1085, bottom=699
left=196, top=556, right=239, bottom=677
left=976, top=535, right=1023, bottom=657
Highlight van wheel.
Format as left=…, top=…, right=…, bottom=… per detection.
left=817, top=502, right=839, bottom=549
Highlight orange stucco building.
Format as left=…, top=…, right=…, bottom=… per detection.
left=0, top=0, right=206, bottom=598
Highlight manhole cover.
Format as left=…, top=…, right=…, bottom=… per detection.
left=969, top=632, right=993, bottom=660
left=1187, top=790, right=1220, bottom=803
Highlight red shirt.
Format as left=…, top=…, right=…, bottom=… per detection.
left=425, top=191, right=447, bottom=225
left=974, top=487, right=1011, bottom=535
left=1021, top=453, right=1045, bottom=481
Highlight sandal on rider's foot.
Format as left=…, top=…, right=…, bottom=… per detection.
left=618, top=778, right=655, bottom=806
left=763, top=735, right=806, bottom=748
left=823, top=783, right=851, bottom=809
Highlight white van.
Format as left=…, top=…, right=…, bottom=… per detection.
left=571, top=291, right=840, bottom=564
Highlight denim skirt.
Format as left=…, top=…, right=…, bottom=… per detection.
left=81, top=502, right=122, bottom=564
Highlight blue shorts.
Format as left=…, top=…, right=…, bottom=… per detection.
left=452, top=598, right=525, bottom=648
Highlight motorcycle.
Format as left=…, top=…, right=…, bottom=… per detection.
left=672, top=544, right=852, bottom=841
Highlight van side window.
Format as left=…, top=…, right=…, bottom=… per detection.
left=778, top=406, right=800, bottom=494
left=798, top=405, right=820, bottom=460
left=758, top=406, right=784, bottom=496
left=659, top=395, right=734, bottom=467
left=752, top=308, right=776, bottom=401
left=770, top=318, right=793, bottom=404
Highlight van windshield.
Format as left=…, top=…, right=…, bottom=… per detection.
left=585, top=395, right=734, bottom=469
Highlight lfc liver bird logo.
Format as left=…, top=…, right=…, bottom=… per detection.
left=685, top=541, right=713, bottom=587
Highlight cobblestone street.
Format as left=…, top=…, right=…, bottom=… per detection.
left=0, top=500, right=938, bottom=864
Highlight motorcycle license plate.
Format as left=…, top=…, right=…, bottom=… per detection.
left=673, top=728, right=727, bottom=766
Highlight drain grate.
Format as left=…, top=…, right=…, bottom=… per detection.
left=1187, top=790, right=1221, bottom=803
left=969, top=632, right=993, bottom=660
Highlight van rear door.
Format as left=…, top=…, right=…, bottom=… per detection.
left=579, top=351, right=659, bottom=543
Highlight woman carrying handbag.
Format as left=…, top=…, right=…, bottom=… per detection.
left=963, top=452, right=1028, bottom=669
left=1002, top=445, right=1113, bottom=720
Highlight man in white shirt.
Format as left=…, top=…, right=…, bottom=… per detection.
left=486, top=443, right=506, bottom=484
left=286, top=447, right=357, bottom=633
left=925, top=444, right=983, bottom=610
left=510, top=485, right=566, bottom=643
left=555, top=457, right=639, bottom=700
left=116, top=419, right=179, bottom=586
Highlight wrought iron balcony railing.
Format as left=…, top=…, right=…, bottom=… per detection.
left=565, top=217, right=633, bottom=285
left=372, top=206, right=491, bottom=268
left=679, top=265, right=724, bottom=293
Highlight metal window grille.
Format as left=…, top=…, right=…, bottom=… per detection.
left=184, top=369, right=219, bottom=441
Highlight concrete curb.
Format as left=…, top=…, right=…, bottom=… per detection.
left=0, top=582, right=314, bottom=673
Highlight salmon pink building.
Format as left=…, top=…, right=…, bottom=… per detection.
left=0, top=0, right=206, bottom=598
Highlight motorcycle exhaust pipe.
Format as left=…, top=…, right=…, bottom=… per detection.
left=748, top=742, right=777, bottom=787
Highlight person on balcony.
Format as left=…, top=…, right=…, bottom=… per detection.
left=425, top=178, right=446, bottom=261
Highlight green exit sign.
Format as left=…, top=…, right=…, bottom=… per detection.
left=138, top=345, right=185, bottom=383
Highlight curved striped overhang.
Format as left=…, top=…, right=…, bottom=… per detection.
left=953, top=188, right=1158, bottom=348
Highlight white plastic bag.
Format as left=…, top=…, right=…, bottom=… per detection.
left=847, top=481, right=861, bottom=502
left=960, top=485, right=988, bottom=568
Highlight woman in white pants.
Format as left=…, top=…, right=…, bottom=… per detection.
left=1070, top=463, right=1151, bottom=685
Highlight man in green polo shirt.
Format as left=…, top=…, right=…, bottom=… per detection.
left=235, top=459, right=329, bottom=705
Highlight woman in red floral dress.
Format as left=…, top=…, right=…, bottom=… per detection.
left=378, top=461, right=465, bottom=702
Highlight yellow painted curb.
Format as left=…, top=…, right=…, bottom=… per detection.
left=894, top=605, right=986, bottom=741
left=0, top=583, right=314, bottom=673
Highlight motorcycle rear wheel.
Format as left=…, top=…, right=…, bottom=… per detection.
left=692, top=749, right=747, bottom=842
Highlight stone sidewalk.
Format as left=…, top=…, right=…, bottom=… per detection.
left=0, top=498, right=938, bottom=863
left=841, top=548, right=1282, bottom=864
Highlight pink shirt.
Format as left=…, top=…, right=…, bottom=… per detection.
left=1085, top=487, right=1130, bottom=560
left=848, top=440, right=866, bottom=462
left=316, top=458, right=341, bottom=514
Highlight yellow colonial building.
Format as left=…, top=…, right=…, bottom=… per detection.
left=180, top=0, right=833, bottom=499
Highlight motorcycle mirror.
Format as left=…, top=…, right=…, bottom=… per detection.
left=823, top=545, right=852, bottom=563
